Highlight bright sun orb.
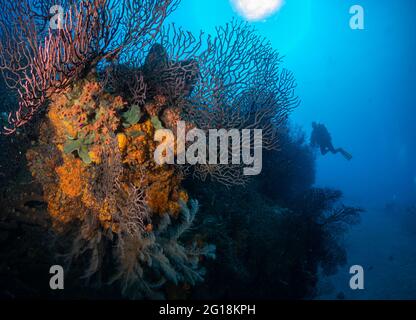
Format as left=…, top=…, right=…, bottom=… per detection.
left=231, top=0, right=284, bottom=21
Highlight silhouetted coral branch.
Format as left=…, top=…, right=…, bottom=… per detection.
left=183, top=19, right=300, bottom=186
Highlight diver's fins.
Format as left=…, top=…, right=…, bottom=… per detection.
left=340, top=149, right=353, bottom=161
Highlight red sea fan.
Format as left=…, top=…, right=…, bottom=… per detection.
left=0, top=0, right=179, bottom=134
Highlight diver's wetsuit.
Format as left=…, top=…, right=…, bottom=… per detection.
left=311, top=123, right=352, bottom=160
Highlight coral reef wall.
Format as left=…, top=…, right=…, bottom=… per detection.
left=0, top=0, right=361, bottom=300
left=24, top=70, right=214, bottom=297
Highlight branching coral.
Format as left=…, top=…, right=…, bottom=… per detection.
left=0, top=0, right=179, bottom=134
left=196, top=21, right=298, bottom=133
left=183, top=20, right=299, bottom=186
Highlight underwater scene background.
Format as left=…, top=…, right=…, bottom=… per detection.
left=0, top=0, right=415, bottom=300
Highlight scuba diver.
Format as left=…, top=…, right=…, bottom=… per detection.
left=311, top=122, right=352, bottom=160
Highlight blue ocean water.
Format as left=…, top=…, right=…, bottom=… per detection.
left=167, top=0, right=416, bottom=299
